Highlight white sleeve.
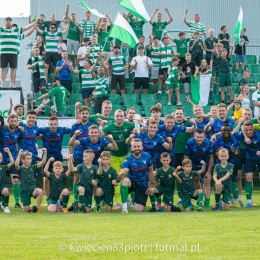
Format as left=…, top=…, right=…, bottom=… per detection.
left=252, top=92, right=257, bottom=101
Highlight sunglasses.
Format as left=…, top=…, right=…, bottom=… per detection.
left=52, top=80, right=57, bottom=82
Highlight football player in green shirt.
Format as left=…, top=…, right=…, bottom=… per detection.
left=15, top=148, right=47, bottom=213
left=44, top=155, right=73, bottom=213
left=213, top=148, right=234, bottom=211
left=95, top=151, right=118, bottom=213
left=174, top=159, right=206, bottom=212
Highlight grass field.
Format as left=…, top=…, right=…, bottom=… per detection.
left=2, top=191, right=260, bottom=260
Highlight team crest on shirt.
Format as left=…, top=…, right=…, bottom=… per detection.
left=57, top=134, right=60, bottom=136
left=168, top=174, right=172, bottom=178
left=124, top=129, right=127, bottom=132
left=0, top=167, right=2, bottom=170
left=90, top=170, right=93, bottom=174
left=108, top=174, right=111, bottom=178
left=190, top=177, right=193, bottom=179
left=33, top=130, right=36, bottom=134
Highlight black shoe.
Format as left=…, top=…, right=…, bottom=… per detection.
left=81, top=206, right=87, bottom=214
left=170, top=205, right=182, bottom=212
left=14, top=203, right=21, bottom=208
left=28, top=206, right=38, bottom=213
left=211, top=205, right=217, bottom=210
left=74, top=202, right=78, bottom=213
left=148, top=208, right=157, bottom=212
left=68, top=202, right=75, bottom=212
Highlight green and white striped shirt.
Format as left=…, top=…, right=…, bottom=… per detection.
left=17, top=33, right=25, bottom=56
left=95, top=75, right=110, bottom=98
left=79, top=20, right=96, bottom=38
left=79, top=69, right=95, bottom=89
left=86, top=43, right=103, bottom=68
left=43, top=31, right=62, bottom=53
left=108, top=56, right=126, bottom=75
left=0, top=27, right=22, bottom=54
left=159, top=46, right=173, bottom=68
left=150, top=46, right=160, bottom=68
left=188, top=21, right=206, bottom=40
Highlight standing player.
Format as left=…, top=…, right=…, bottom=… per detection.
left=204, top=29, right=218, bottom=69
left=0, top=114, right=21, bottom=207
left=69, top=125, right=118, bottom=166
left=101, top=110, right=135, bottom=209
left=174, top=159, right=206, bottom=212
left=38, top=116, right=71, bottom=205
left=184, top=129, right=215, bottom=208
left=119, top=138, right=154, bottom=213
left=96, top=151, right=118, bottom=213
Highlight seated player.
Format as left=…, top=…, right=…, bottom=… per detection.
left=15, top=148, right=47, bottom=213
left=71, top=149, right=98, bottom=213
left=95, top=151, right=118, bottom=213
left=0, top=148, right=14, bottom=213
left=174, top=159, right=206, bottom=212
left=213, top=148, right=234, bottom=211
left=147, top=152, right=175, bottom=212
left=44, top=155, right=73, bottom=213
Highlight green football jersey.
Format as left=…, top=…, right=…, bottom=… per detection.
left=77, top=164, right=98, bottom=193
left=67, top=19, right=80, bottom=42
left=48, top=172, right=67, bottom=200
left=129, top=20, right=145, bottom=38
left=98, top=29, right=112, bottom=52
left=152, top=21, right=167, bottom=40
left=173, top=38, right=190, bottom=57
left=48, top=85, right=69, bottom=112
left=218, top=33, right=230, bottom=50
left=108, top=56, right=126, bottom=75
left=89, top=115, right=115, bottom=126
left=18, top=164, right=38, bottom=191
left=174, top=121, right=192, bottom=154
left=178, top=170, right=198, bottom=196
left=213, top=163, right=233, bottom=192
left=102, top=122, right=135, bottom=156
left=0, top=165, right=8, bottom=191
left=97, top=167, right=117, bottom=193
left=218, top=56, right=230, bottom=76
left=165, top=66, right=179, bottom=85
left=155, top=166, right=175, bottom=194
left=159, top=46, right=173, bottom=68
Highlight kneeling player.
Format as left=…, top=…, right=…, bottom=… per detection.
left=95, top=151, right=118, bottom=213
left=44, top=156, right=73, bottom=213
left=213, top=148, right=233, bottom=211
left=71, top=150, right=98, bottom=213
left=0, top=148, right=14, bottom=213
left=147, top=152, right=175, bottom=212
left=174, top=159, right=206, bottom=212
left=15, top=148, right=47, bottom=213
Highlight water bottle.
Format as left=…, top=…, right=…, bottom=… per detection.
left=57, top=199, right=61, bottom=212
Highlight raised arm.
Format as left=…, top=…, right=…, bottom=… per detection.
left=165, top=8, right=173, bottom=24
left=65, top=154, right=73, bottom=177
left=69, top=130, right=81, bottom=147
left=162, top=137, right=173, bottom=151
left=34, top=99, right=50, bottom=115
left=31, top=93, right=50, bottom=104
left=25, top=24, right=37, bottom=37
left=44, top=157, right=54, bottom=177
left=36, top=26, right=44, bottom=35
left=95, top=18, right=102, bottom=34
left=173, top=166, right=182, bottom=184
left=8, top=98, right=13, bottom=116
left=4, top=148, right=14, bottom=168
left=106, top=135, right=118, bottom=151
left=22, top=19, right=39, bottom=32
left=228, top=45, right=234, bottom=59
left=183, top=9, right=189, bottom=26
left=149, top=9, right=158, bottom=25
left=15, top=149, right=23, bottom=171
left=106, top=13, right=113, bottom=26
left=37, top=148, right=47, bottom=168
left=62, top=20, right=70, bottom=35
left=197, top=160, right=206, bottom=175
left=97, top=158, right=103, bottom=175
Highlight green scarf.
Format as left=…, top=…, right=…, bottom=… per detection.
left=31, top=55, right=45, bottom=79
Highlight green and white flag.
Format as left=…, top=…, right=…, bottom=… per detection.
left=79, top=1, right=105, bottom=18
left=233, top=6, right=244, bottom=45
left=119, top=0, right=150, bottom=23
left=109, top=12, right=138, bottom=48
left=191, top=74, right=212, bottom=106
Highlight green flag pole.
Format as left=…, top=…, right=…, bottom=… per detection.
left=187, top=0, right=191, bottom=9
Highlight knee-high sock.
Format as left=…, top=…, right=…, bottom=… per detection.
left=13, top=184, right=20, bottom=204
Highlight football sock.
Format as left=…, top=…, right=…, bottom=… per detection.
left=245, top=181, right=252, bottom=200
left=130, top=192, right=135, bottom=202
left=215, top=194, right=221, bottom=205
left=4, top=195, right=9, bottom=207
left=13, top=184, right=20, bottom=204
left=149, top=195, right=156, bottom=209
left=79, top=195, right=85, bottom=209
left=238, top=194, right=242, bottom=201
left=120, top=184, right=128, bottom=204
left=204, top=198, right=210, bottom=204
left=198, top=193, right=203, bottom=207
left=73, top=183, right=79, bottom=202
left=176, top=181, right=181, bottom=198
left=62, top=195, right=69, bottom=208
left=95, top=196, right=101, bottom=211
left=232, top=182, right=238, bottom=200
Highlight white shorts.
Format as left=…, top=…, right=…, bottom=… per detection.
left=67, top=39, right=79, bottom=55
left=151, top=67, right=159, bottom=80
left=124, top=68, right=129, bottom=79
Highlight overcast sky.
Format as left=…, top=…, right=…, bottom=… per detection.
left=0, top=0, right=30, bottom=18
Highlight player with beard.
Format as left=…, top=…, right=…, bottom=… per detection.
left=119, top=138, right=154, bottom=213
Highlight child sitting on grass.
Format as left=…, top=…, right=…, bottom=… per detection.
left=0, top=148, right=14, bottom=213
left=95, top=151, right=118, bottom=213
left=15, top=148, right=47, bottom=213
left=44, top=155, right=73, bottom=213
left=174, top=159, right=206, bottom=212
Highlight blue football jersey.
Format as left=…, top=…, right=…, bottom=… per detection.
left=122, top=151, right=152, bottom=187
left=38, top=127, right=71, bottom=159
left=184, top=138, right=214, bottom=168
left=79, top=136, right=110, bottom=165
left=195, top=118, right=210, bottom=139
left=211, top=117, right=235, bottom=134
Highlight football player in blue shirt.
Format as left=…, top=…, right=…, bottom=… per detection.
left=213, top=122, right=241, bottom=208
left=193, top=105, right=211, bottom=139
left=69, top=125, right=118, bottom=166
left=118, top=138, right=154, bottom=213
left=38, top=116, right=71, bottom=204
left=184, top=129, right=215, bottom=208
left=0, top=114, right=21, bottom=208
left=69, top=106, right=94, bottom=208
left=233, top=121, right=260, bottom=208
left=204, top=103, right=235, bottom=138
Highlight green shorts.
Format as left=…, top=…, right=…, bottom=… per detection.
left=181, top=189, right=198, bottom=210
left=155, top=185, right=173, bottom=206
left=219, top=75, right=231, bottom=87
left=48, top=199, right=59, bottom=205
left=21, top=189, right=35, bottom=207
left=100, top=187, right=114, bottom=207
left=212, top=70, right=219, bottom=77
left=0, top=187, right=7, bottom=197
left=220, top=188, right=232, bottom=204
left=168, top=83, right=180, bottom=90
left=77, top=185, right=92, bottom=208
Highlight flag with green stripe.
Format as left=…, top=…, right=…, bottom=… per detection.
left=233, top=6, right=244, bottom=45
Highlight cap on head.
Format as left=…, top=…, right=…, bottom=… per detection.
left=113, top=45, right=120, bottom=50
left=52, top=76, right=60, bottom=82
left=5, top=17, right=12, bottom=21
left=234, top=100, right=242, bottom=105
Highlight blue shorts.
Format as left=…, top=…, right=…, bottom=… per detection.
left=236, top=149, right=246, bottom=170
left=128, top=179, right=148, bottom=207
left=73, top=158, right=83, bottom=167
left=33, top=78, right=47, bottom=93
left=7, top=165, right=18, bottom=176
left=82, top=87, right=95, bottom=99
left=235, top=54, right=246, bottom=63
left=244, top=158, right=260, bottom=174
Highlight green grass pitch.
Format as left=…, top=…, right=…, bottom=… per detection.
left=2, top=192, right=260, bottom=260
